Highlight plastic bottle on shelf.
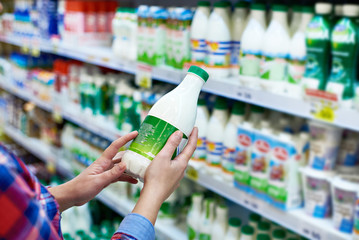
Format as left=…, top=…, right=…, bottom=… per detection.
left=121, top=66, right=209, bottom=181
left=260, top=4, right=290, bottom=94
left=199, top=198, right=215, bottom=239
left=287, top=6, right=314, bottom=98
left=187, top=193, right=203, bottom=240
left=94, top=74, right=107, bottom=118
left=336, top=130, right=359, bottom=174
left=211, top=204, right=229, bottom=239
left=248, top=105, right=265, bottom=129
left=206, top=97, right=228, bottom=174
left=289, top=5, right=302, bottom=37
left=240, top=2, right=266, bottom=85
left=224, top=218, right=242, bottom=240
left=272, top=229, right=286, bottom=240
left=192, top=97, right=209, bottom=164
left=222, top=101, right=246, bottom=181
left=240, top=225, right=255, bottom=240
left=231, top=1, right=249, bottom=76
left=256, top=234, right=271, bottom=240
left=248, top=213, right=261, bottom=235
left=257, top=222, right=271, bottom=235
left=190, top=1, right=211, bottom=65
left=303, top=2, right=332, bottom=91
left=205, top=1, right=232, bottom=78
left=326, top=4, right=359, bottom=109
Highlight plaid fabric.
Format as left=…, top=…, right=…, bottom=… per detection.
left=0, top=143, right=62, bottom=240
left=0, top=143, right=155, bottom=240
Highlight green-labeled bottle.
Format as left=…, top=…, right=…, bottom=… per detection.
left=303, top=2, right=332, bottom=91
left=122, top=66, right=209, bottom=181
left=326, top=4, right=359, bottom=108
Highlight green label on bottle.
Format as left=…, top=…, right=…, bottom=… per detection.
left=304, top=16, right=331, bottom=90
left=128, top=115, right=187, bottom=161
left=188, top=226, right=197, bottom=240
left=327, top=18, right=358, bottom=100
left=199, top=233, right=211, bottom=240
left=260, top=55, right=288, bottom=81
left=240, top=51, right=261, bottom=77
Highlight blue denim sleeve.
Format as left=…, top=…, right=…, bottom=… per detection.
left=112, top=213, right=155, bottom=240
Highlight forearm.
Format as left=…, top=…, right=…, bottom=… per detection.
left=131, top=187, right=163, bottom=225
left=48, top=180, right=77, bottom=212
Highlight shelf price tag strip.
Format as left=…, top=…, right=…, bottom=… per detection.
left=305, top=89, right=339, bottom=123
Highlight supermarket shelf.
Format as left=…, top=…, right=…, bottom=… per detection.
left=0, top=81, right=124, bottom=141
left=187, top=161, right=351, bottom=240
left=3, top=124, right=186, bottom=240
left=2, top=35, right=359, bottom=131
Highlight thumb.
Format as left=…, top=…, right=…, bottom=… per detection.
left=155, top=131, right=183, bottom=160
left=99, top=162, right=126, bottom=186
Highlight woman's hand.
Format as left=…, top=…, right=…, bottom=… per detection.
left=49, top=131, right=139, bottom=212
left=132, top=127, right=198, bottom=224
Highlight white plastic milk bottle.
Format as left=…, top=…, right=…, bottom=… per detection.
left=121, top=66, right=209, bottom=181
left=199, top=198, right=215, bottom=239
left=192, top=97, right=209, bottom=164
left=287, top=6, right=314, bottom=98
left=222, top=101, right=246, bottom=182
left=206, top=97, right=228, bottom=174
left=190, top=1, right=211, bottom=64
left=260, top=4, right=290, bottom=94
left=240, top=3, right=266, bottom=88
left=187, top=193, right=203, bottom=240
left=231, top=1, right=249, bottom=76
left=224, top=218, right=242, bottom=240
left=211, top=204, right=229, bottom=239
left=206, top=1, right=232, bottom=78
left=289, top=5, right=302, bottom=37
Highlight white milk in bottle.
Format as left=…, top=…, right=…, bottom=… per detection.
left=187, top=193, right=203, bottom=240
left=287, top=6, right=314, bottom=98
left=260, top=4, right=290, bottom=94
left=211, top=204, right=229, bottom=239
left=206, top=1, right=232, bottom=78
left=224, top=218, right=242, bottom=240
left=289, top=5, right=302, bottom=37
left=206, top=97, right=228, bottom=174
left=190, top=1, right=211, bottom=65
left=192, top=97, right=209, bottom=164
left=199, top=198, right=215, bottom=239
left=240, top=3, right=266, bottom=89
left=121, top=66, right=209, bottom=181
left=222, top=101, right=246, bottom=182
left=231, top=1, right=249, bottom=76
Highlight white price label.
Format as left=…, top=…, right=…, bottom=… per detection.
left=237, top=87, right=253, bottom=101
left=300, top=220, right=326, bottom=240
left=136, top=63, right=152, bottom=89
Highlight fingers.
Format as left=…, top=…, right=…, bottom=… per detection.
left=176, top=127, right=198, bottom=164
left=117, top=174, right=138, bottom=184
left=99, top=162, right=126, bottom=186
left=112, top=151, right=125, bottom=164
left=155, top=131, right=183, bottom=160
left=102, top=131, right=138, bottom=160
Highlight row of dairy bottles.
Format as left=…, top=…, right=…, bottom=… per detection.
left=187, top=193, right=305, bottom=240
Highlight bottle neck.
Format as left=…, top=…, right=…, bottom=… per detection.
left=234, top=8, right=247, bottom=17
left=229, top=114, right=244, bottom=124
left=228, top=226, right=239, bottom=236
left=176, top=73, right=205, bottom=98
left=213, top=109, right=228, bottom=125
left=272, top=11, right=288, bottom=28
left=299, top=12, right=314, bottom=31
left=198, top=6, right=210, bottom=16
left=251, top=10, right=266, bottom=28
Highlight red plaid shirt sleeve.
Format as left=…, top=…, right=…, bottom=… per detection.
left=0, top=144, right=62, bottom=240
